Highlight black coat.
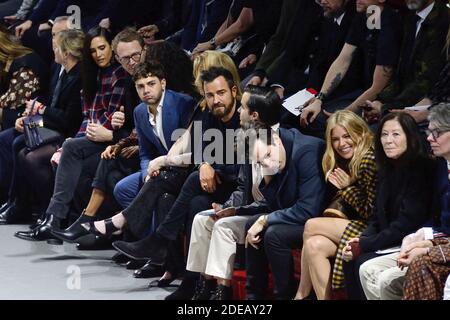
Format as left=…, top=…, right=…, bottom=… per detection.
left=43, top=63, right=82, bottom=138
left=360, top=157, right=438, bottom=252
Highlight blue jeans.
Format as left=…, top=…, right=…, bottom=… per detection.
left=113, top=171, right=143, bottom=209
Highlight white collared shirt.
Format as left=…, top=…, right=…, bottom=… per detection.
left=334, top=12, right=345, bottom=26
left=148, top=90, right=168, bottom=150
left=416, top=1, right=435, bottom=37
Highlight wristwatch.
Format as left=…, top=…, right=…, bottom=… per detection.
left=209, top=37, right=216, bottom=48
left=315, top=92, right=326, bottom=102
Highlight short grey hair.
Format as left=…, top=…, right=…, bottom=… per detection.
left=428, top=103, right=450, bottom=130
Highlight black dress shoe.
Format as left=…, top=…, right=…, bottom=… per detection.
left=134, top=261, right=164, bottom=278
left=112, top=233, right=168, bottom=265
left=51, top=213, right=95, bottom=243
left=14, top=215, right=62, bottom=241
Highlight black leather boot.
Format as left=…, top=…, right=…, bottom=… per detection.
left=210, top=284, right=233, bottom=300
left=51, top=211, right=95, bottom=243
left=192, top=277, right=217, bottom=300
left=165, top=273, right=199, bottom=300
left=14, top=214, right=62, bottom=241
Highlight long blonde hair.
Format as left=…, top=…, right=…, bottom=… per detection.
left=193, top=50, right=242, bottom=109
left=322, top=110, right=373, bottom=181
left=0, top=28, right=33, bottom=71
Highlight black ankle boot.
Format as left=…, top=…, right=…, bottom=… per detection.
left=51, top=211, right=95, bottom=243
left=192, top=278, right=217, bottom=300
left=165, top=273, right=199, bottom=300
left=210, top=284, right=233, bottom=300
left=14, top=214, right=63, bottom=241
left=81, top=218, right=121, bottom=238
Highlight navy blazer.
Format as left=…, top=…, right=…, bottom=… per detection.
left=133, top=89, right=196, bottom=180
left=226, top=128, right=326, bottom=226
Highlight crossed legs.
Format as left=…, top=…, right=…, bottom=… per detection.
left=295, top=217, right=350, bottom=300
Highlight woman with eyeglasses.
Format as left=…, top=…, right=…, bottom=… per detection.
left=341, top=111, right=437, bottom=300
left=400, top=103, right=450, bottom=300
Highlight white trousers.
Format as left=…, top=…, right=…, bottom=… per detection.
left=359, top=253, right=406, bottom=300
left=186, top=214, right=250, bottom=280
left=444, top=275, right=450, bottom=300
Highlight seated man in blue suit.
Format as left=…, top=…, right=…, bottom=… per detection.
left=244, top=124, right=326, bottom=300
left=51, top=61, right=196, bottom=243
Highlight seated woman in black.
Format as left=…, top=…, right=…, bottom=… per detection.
left=341, top=112, right=437, bottom=300
left=0, top=29, right=84, bottom=224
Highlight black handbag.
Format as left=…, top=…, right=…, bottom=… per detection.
left=23, top=115, right=62, bottom=150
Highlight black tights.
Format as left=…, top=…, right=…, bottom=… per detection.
left=18, top=144, right=59, bottom=215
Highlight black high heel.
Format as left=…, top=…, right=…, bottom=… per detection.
left=81, top=218, right=122, bottom=238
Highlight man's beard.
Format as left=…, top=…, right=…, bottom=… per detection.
left=211, top=102, right=233, bottom=119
